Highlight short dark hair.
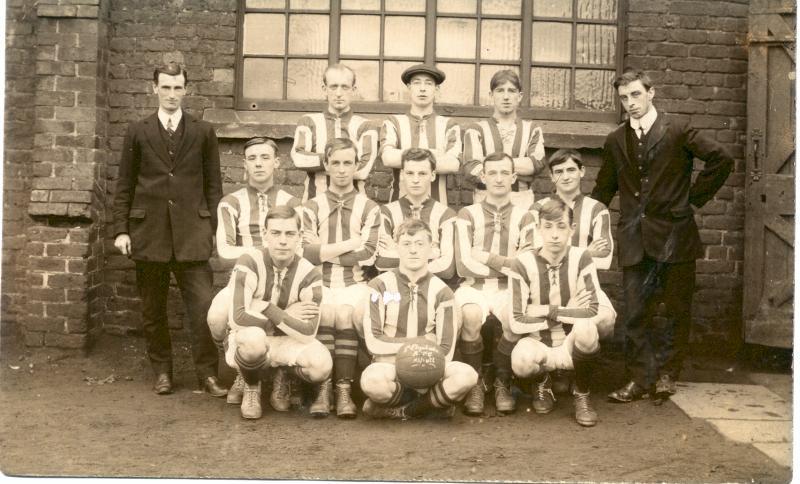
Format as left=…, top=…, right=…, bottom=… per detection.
left=490, top=69, right=521, bottom=91
left=323, top=63, right=356, bottom=86
left=482, top=151, right=515, bottom=173
left=401, top=147, right=435, bottom=171
left=394, top=218, right=433, bottom=242
left=265, top=205, right=300, bottom=231
left=548, top=148, right=583, bottom=171
left=323, top=137, right=358, bottom=163
left=153, top=62, right=188, bottom=85
left=613, top=68, right=653, bottom=91
left=244, top=137, right=279, bottom=157
left=538, top=198, right=573, bottom=225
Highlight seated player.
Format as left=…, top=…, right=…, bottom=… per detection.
left=361, top=219, right=478, bottom=419
left=531, top=148, right=616, bottom=394
left=454, top=151, right=535, bottom=416
left=206, top=137, right=302, bottom=406
left=225, top=206, right=332, bottom=419
left=463, top=69, right=546, bottom=208
left=290, top=63, right=378, bottom=200
left=375, top=147, right=456, bottom=281
left=504, top=198, right=616, bottom=427
left=379, top=64, right=462, bottom=204
left=302, top=137, right=381, bottom=418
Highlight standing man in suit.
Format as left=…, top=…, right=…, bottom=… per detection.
left=112, top=62, right=227, bottom=397
left=592, top=69, right=733, bottom=403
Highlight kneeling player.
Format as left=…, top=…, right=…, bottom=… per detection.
left=225, top=206, right=332, bottom=419
left=504, top=198, right=616, bottom=427
left=360, top=219, right=478, bottom=419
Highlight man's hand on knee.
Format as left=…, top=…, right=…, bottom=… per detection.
left=287, top=301, right=319, bottom=321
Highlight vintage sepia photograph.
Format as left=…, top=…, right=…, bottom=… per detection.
left=0, top=0, right=794, bottom=481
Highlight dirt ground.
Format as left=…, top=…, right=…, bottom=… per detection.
left=0, top=331, right=791, bottom=482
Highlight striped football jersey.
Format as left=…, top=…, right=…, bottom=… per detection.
left=364, top=269, right=457, bottom=361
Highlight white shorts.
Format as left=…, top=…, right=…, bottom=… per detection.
left=224, top=328, right=320, bottom=370
left=322, top=283, right=370, bottom=336
left=454, top=286, right=509, bottom=324
left=513, top=331, right=580, bottom=373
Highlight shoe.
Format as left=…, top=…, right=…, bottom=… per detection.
left=361, top=399, right=407, bottom=420
left=429, top=405, right=456, bottom=419
left=552, top=369, right=572, bottom=395
left=463, top=378, right=485, bottom=416
left=532, top=374, right=556, bottom=414
left=335, top=380, right=357, bottom=418
left=153, top=373, right=173, bottom=395
left=270, top=367, right=292, bottom=412
left=309, top=378, right=332, bottom=418
left=227, top=371, right=245, bottom=404
left=654, top=374, right=677, bottom=400
left=573, top=390, right=598, bottom=427
left=494, top=377, right=516, bottom=413
left=240, top=381, right=262, bottom=419
left=200, top=376, right=228, bottom=397
left=607, top=380, right=648, bottom=403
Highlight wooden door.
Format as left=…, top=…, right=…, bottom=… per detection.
left=744, top=0, right=795, bottom=348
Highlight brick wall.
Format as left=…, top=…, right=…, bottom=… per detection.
left=4, top=0, right=750, bottom=351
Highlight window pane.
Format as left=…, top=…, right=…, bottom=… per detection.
left=530, top=67, right=570, bottom=109
left=383, top=61, right=416, bottom=102
left=576, top=24, right=616, bottom=65
left=246, top=0, right=286, bottom=8
left=575, top=70, right=615, bottom=111
left=436, top=18, right=477, bottom=60
left=481, top=20, right=521, bottom=61
left=385, top=0, right=425, bottom=12
left=478, top=64, right=519, bottom=106
left=340, top=15, right=380, bottom=56
left=288, top=15, right=329, bottom=55
left=385, top=16, right=426, bottom=58
left=287, top=59, right=327, bottom=100
left=243, top=58, right=284, bottom=100
left=533, top=0, right=572, bottom=18
left=341, top=0, right=379, bottom=9
left=346, top=60, right=380, bottom=101
left=290, top=0, right=329, bottom=10
left=437, top=0, right=476, bottom=14
left=531, top=22, right=572, bottom=63
left=436, top=63, right=475, bottom=104
left=243, top=14, right=286, bottom=55
left=577, top=0, right=618, bottom=20
left=482, top=0, right=521, bottom=16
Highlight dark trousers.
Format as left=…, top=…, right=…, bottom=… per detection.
left=135, top=259, right=218, bottom=379
left=622, top=257, right=696, bottom=387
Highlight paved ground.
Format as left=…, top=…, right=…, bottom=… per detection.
left=0, top=331, right=792, bottom=482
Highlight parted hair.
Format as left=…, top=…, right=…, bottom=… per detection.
left=153, top=62, right=188, bottom=85
left=548, top=148, right=583, bottom=171
left=613, top=68, right=653, bottom=91
left=323, top=137, right=358, bottom=163
left=482, top=151, right=515, bottom=173
left=490, top=69, right=522, bottom=91
left=538, top=197, right=574, bottom=225
left=401, top=147, right=436, bottom=171
left=323, top=63, right=357, bottom=87
left=243, top=137, right=279, bottom=157
left=265, top=205, right=301, bottom=231
left=394, top=218, right=433, bottom=242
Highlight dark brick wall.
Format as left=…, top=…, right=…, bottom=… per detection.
left=4, top=0, right=750, bottom=350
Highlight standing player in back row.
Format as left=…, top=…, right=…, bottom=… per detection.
left=463, top=69, right=546, bottom=209
left=379, top=64, right=462, bottom=204
left=291, top=63, right=379, bottom=200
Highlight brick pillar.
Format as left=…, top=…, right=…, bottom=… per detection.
left=23, top=0, right=110, bottom=350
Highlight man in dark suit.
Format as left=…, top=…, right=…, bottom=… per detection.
left=591, top=69, right=733, bottom=403
left=112, top=62, right=227, bottom=397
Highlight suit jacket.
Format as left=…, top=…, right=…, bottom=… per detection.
left=112, top=111, right=222, bottom=262
left=591, top=113, right=733, bottom=267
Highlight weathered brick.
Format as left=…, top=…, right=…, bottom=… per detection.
left=67, top=259, right=88, bottom=273
left=45, top=332, right=88, bottom=349
left=28, top=256, right=67, bottom=272
left=36, top=61, right=77, bottom=76
left=28, top=202, right=69, bottom=216
left=23, top=331, right=45, bottom=347
left=67, top=203, right=92, bottom=218
left=648, top=43, right=688, bottom=57
left=49, top=190, right=92, bottom=203
left=37, top=5, right=78, bottom=17
left=48, top=273, right=87, bottom=288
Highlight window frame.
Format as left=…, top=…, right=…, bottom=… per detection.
left=235, top=0, right=627, bottom=123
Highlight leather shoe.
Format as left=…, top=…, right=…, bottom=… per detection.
left=654, top=374, right=677, bottom=399
left=200, top=376, right=228, bottom=398
left=607, top=380, right=647, bottom=403
left=153, top=373, right=173, bottom=395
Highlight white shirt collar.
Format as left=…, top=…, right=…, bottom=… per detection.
left=157, top=108, right=182, bottom=131
left=630, top=107, right=657, bottom=135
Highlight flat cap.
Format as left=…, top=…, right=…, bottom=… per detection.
left=401, top=64, right=446, bottom=85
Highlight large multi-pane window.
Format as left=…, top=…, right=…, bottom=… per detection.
left=237, top=0, right=623, bottom=120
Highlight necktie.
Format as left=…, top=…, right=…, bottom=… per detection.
left=407, top=282, right=419, bottom=336
left=166, top=118, right=175, bottom=137
left=271, top=266, right=286, bottom=305
left=409, top=204, right=422, bottom=220
left=547, top=262, right=562, bottom=309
